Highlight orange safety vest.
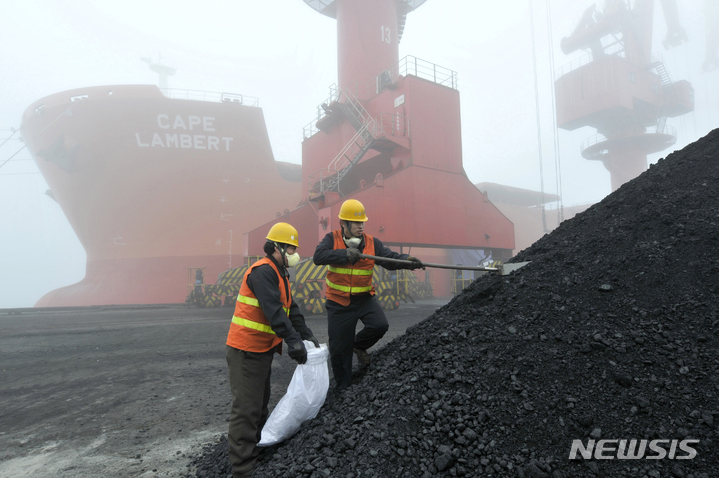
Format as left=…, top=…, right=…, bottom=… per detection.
left=226, top=257, right=290, bottom=353
left=325, top=231, right=376, bottom=306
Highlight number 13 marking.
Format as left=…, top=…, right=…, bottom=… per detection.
left=380, top=25, right=391, bottom=44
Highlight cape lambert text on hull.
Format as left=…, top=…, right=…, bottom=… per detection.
left=135, top=113, right=234, bottom=151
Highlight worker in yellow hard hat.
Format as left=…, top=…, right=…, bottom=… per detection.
left=313, top=199, right=423, bottom=392
left=226, top=222, right=319, bottom=478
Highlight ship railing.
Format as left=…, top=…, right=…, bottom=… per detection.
left=656, top=123, right=675, bottom=138
left=555, top=53, right=593, bottom=80
left=304, top=0, right=334, bottom=13
left=303, top=122, right=319, bottom=139
left=347, top=56, right=458, bottom=100
left=308, top=121, right=376, bottom=198
left=647, top=52, right=665, bottom=68
left=554, top=43, right=625, bottom=80
left=305, top=0, right=427, bottom=12
left=652, top=124, right=676, bottom=139
left=303, top=123, right=319, bottom=139
left=303, top=84, right=340, bottom=138
left=580, top=124, right=677, bottom=156
left=303, top=56, right=455, bottom=139
left=393, top=55, right=458, bottom=90
left=339, top=80, right=372, bottom=102
left=307, top=110, right=408, bottom=198
left=580, top=133, right=608, bottom=154
left=328, top=120, right=377, bottom=173
left=341, top=87, right=374, bottom=131
left=308, top=168, right=339, bottom=199
left=303, top=124, right=318, bottom=138
left=160, top=88, right=259, bottom=107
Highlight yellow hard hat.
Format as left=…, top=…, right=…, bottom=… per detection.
left=338, top=199, right=368, bottom=222
left=266, top=222, right=299, bottom=248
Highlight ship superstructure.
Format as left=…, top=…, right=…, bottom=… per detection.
left=244, top=0, right=515, bottom=296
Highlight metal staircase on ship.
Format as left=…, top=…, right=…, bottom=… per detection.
left=308, top=87, right=407, bottom=201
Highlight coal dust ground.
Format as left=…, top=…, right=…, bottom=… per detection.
left=186, top=129, right=719, bottom=478
left=0, top=299, right=448, bottom=477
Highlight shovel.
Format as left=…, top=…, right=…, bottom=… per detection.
left=358, top=253, right=530, bottom=275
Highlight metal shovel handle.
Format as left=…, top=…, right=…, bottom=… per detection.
left=358, top=253, right=499, bottom=272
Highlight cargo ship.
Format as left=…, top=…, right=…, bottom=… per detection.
left=22, top=85, right=302, bottom=306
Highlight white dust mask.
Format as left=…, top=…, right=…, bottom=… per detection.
left=344, top=237, right=361, bottom=249
left=285, top=252, right=300, bottom=268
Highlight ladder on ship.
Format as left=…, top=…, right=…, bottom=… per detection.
left=310, top=87, right=378, bottom=198
left=650, top=59, right=675, bottom=135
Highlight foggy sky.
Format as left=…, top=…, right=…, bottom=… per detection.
left=1, top=0, right=716, bottom=307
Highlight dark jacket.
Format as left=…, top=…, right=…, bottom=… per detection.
left=245, top=254, right=312, bottom=347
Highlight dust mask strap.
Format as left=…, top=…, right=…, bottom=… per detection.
left=275, top=241, right=299, bottom=267
left=274, top=242, right=286, bottom=256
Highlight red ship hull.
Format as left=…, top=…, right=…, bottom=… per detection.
left=22, top=85, right=302, bottom=306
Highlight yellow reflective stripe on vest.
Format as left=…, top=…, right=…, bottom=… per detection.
left=327, top=266, right=373, bottom=276
left=238, top=295, right=260, bottom=307
left=231, top=316, right=277, bottom=335
left=237, top=294, right=290, bottom=315
left=326, top=278, right=372, bottom=294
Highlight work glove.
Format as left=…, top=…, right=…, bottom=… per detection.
left=305, top=335, right=321, bottom=348
left=407, top=256, right=425, bottom=270
left=346, top=248, right=361, bottom=265
left=301, top=329, right=320, bottom=348
left=288, top=340, right=308, bottom=364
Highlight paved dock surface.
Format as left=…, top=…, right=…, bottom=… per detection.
left=0, top=298, right=449, bottom=478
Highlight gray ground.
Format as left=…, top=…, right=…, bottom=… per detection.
left=0, top=298, right=449, bottom=478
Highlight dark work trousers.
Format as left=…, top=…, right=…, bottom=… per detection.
left=326, top=294, right=389, bottom=390
left=225, top=345, right=274, bottom=478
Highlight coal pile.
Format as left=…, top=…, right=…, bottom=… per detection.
left=184, top=435, right=232, bottom=477
left=186, top=129, right=719, bottom=478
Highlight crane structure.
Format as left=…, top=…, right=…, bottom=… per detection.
left=244, top=0, right=515, bottom=296
left=555, top=0, right=694, bottom=191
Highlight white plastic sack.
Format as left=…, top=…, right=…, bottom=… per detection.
left=258, top=340, right=330, bottom=446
